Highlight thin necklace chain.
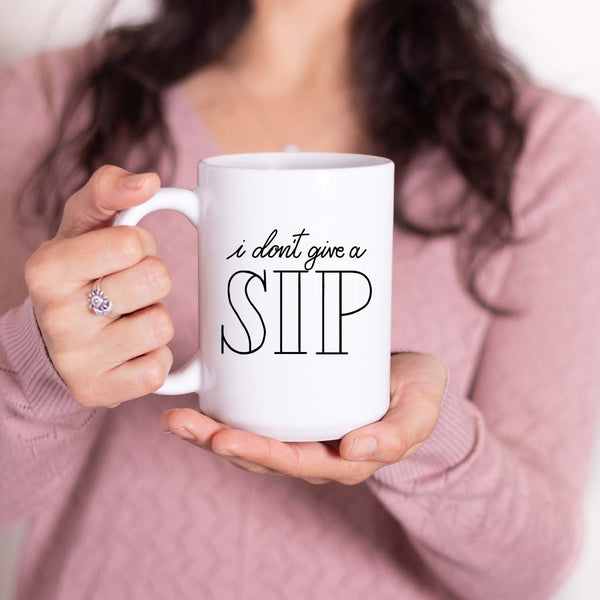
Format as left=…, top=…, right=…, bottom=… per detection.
left=225, top=64, right=354, bottom=152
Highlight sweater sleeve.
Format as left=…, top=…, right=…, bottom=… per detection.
left=0, top=54, right=106, bottom=530
left=366, top=96, right=600, bottom=600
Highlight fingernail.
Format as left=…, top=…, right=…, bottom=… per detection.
left=349, top=436, right=378, bottom=461
left=123, top=173, right=148, bottom=189
left=172, top=427, right=196, bottom=441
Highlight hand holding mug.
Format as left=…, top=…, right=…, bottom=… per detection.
left=25, top=166, right=175, bottom=408
left=25, top=157, right=447, bottom=485
left=160, top=352, right=447, bottom=485
left=29, top=154, right=410, bottom=447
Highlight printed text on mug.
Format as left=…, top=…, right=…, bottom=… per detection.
left=220, top=229, right=372, bottom=355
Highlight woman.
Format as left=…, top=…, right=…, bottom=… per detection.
left=1, top=1, right=599, bottom=598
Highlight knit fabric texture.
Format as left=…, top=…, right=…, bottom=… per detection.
left=1, top=47, right=600, bottom=600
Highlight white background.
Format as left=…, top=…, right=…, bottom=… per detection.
left=0, top=1, right=599, bottom=598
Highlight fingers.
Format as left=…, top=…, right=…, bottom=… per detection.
left=25, top=226, right=159, bottom=299
left=209, top=427, right=373, bottom=485
left=225, top=457, right=289, bottom=478
left=82, top=346, right=174, bottom=407
left=160, top=408, right=230, bottom=451
left=48, top=301, right=175, bottom=406
left=159, top=411, right=288, bottom=477
left=89, top=255, right=172, bottom=317
left=160, top=409, right=377, bottom=485
left=57, top=165, right=160, bottom=239
left=97, top=303, right=175, bottom=367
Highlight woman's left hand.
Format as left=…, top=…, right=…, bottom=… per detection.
left=160, top=352, right=447, bottom=485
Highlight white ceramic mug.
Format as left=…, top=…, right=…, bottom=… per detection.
left=114, top=152, right=394, bottom=441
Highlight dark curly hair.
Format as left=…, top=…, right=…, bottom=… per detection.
left=24, top=0, right=527, bottom=315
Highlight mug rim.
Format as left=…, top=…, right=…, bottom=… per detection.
left=200, top=151, right=392, bottom=171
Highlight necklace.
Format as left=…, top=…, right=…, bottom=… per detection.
left=225, top=64, right=354, bottom=152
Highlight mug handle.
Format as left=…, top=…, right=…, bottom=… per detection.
left=113, top=187, right=202, bottom=396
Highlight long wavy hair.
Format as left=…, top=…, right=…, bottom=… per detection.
left=24, top=0, right=527, bottom=315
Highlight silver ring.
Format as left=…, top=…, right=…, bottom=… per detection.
left=88, top=276, right=117, bottom=319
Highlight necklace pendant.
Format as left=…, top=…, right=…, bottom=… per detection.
left=283, top=143, right=300, bottom=153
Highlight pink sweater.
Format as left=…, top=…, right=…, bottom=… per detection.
left=1, top=47, right=600, bottom=600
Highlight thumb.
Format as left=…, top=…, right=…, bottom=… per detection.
left=338, top=400, right=438, bottom=463
left=339, top=353, right=447, bottom=462
left=57, top=165, right=161, bottom=239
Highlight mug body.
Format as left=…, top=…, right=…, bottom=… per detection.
left=196, top=152, right=394, bottom=441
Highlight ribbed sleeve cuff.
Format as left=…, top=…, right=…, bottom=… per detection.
left=0, top=296, right=86, bottom=421
left=370, top=371, right=480, bottom=491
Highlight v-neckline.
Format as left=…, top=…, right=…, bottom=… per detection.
left=167, top=81, right=225, bottom=157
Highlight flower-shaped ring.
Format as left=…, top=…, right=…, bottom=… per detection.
left=88, top=276, right=117, bottom=319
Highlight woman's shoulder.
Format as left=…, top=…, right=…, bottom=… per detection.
left=511, top=82, right=600, bottom=222
left=0, top=43, right=101, bottom=185
left=515, top=82, right=600, bottom=168
left=0, top=42, right=99, bottom=118
left=0, top=45, right=97, bottom=247
left=2, top=42, right=96, bottom=78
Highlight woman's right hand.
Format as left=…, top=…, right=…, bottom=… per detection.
left=24, top=165, right=175, bottom=409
